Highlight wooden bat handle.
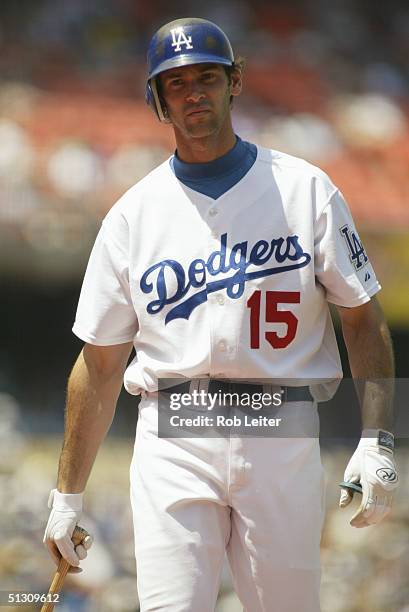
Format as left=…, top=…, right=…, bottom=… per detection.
left=41, top=526, right=88, bottom=612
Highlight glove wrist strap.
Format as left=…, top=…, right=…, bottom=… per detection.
left=48, top=488, right=84, bottom=511
left=360, top=429, right=394, bottom=451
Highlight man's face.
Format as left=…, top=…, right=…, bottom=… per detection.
left=158, top=63, right=240, bottom=138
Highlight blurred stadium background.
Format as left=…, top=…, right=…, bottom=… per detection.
left=1, top=1, right=408, bottom=610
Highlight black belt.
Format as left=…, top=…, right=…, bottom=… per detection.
left=161, top=380, right=313, bottom=403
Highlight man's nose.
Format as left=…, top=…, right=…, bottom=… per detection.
left=185, top=82, right=205, bottom=103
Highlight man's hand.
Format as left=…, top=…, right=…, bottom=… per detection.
left=43, top=489, right=93, bottom=572
left=339, top=429, right=398, bottom=527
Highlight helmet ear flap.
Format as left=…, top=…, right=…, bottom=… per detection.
left=145, top=81, right=156, bottom=115
left=146, top=79, right=171, bottom=123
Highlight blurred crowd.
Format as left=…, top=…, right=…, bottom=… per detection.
left=1, top=393, right=409, bottom=612
left=1, top=0, right=409, bottom=281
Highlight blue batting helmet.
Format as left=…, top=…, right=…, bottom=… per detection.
left=145, top=18, right=235, bottom=122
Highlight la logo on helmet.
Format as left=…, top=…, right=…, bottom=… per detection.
left=170, top=27, right=193, bottom=52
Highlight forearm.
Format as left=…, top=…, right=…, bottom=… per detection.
left=57, top=345, right=128, bottom=493
left=341, top=299, right=395, bottom=431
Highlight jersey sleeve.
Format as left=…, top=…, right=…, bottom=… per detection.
left=72, top=213, right=139, bottom=345
left=314, top=189, right=381, bottom=307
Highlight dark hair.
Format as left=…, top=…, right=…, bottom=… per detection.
left=224, top=57, right=245, bottom=104
left=224, top=57, right=246, bottom=80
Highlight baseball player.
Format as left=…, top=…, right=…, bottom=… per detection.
left=44, top=18, right=398, bottom=612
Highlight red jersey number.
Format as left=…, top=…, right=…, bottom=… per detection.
left=247, top=290, right=300, bottom=349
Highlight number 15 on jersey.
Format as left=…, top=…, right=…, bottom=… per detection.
left=247, top=290, right=300, bottom=349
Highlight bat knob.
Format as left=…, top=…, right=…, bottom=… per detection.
left=72, top=525, right=90, bottom=546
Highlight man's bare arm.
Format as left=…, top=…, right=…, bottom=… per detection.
left=337, top=296, right=394, bottom=431
left=57, top=341, right=133, bottom=493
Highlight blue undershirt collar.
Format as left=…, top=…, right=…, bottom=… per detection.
left=170, top=135, right=257, bottom=199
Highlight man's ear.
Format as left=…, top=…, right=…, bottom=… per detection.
left=230, top=69, right=242, bottom=97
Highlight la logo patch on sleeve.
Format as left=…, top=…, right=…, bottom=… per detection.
left=340, top=224, right=369, bottom=271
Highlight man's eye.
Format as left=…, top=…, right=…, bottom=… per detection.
left=170, top=79, right=183, bottom=87
left=202, top=73, right=216, bottom=81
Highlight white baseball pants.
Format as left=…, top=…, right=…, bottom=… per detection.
left=130, top=395, right=325, bottom=612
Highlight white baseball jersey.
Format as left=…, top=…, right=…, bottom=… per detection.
left=72, top=146, right=380, bottom=394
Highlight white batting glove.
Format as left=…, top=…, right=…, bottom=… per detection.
left=43, top=489, right=93, bottom=572
left=339, top=429, right=398, bottom=528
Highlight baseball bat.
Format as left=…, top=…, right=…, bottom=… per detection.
left=339, top=481, right=363, bottom=494
left=41, top=526, right=89, bottom=612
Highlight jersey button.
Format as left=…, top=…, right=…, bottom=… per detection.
left=209, top=208, right=218, bottom=217
left=218, top=340, right=227, bottom=352
left=217, top=295, right=225, bottom=305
